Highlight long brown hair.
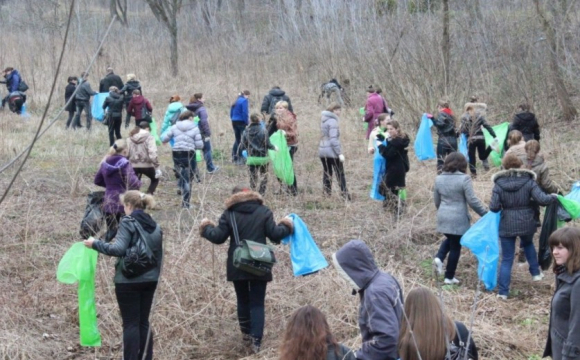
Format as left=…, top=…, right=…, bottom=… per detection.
left=525, top=140, right=540, bottom=167
left=398, top=288, right=456, bottom=360
left=549, top=227, right=580, bottom=274
left=387, top=119, right=407, bottom=139
left=507, top=130, right=523, bottom=147
left=279, top=305, right=339, bottom=360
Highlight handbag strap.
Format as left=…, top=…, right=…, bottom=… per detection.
left=228, top=211, right=241, bottom=247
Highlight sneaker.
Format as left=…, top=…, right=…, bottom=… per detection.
left=444, top=278, right=460, bottom=284
left=497, top=294, right=508, bottom=300
left=482, top=159, right=490, bottom=171
left=251, top=337, right=261, bottom=354
left=532, top=273, right=545, bottom=282
left=207, top=166, right=220, bottom=174
left=433, top=258, right=444, bottom=275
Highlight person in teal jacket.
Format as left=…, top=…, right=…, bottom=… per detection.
left=161, top=95, right=184, bottom=145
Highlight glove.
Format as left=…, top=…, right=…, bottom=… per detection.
left=274, top=146, right=279, bottom=152
left=376, top=133, right=385, bottom=141
left=339, top=154, right=345, bottom=163
left=155, top=169, right=162, bottom=179
left=490, top=138, right=500, bottom=153
left=280, top=130, right=286, bottom=135
left=426, top=113, right=434, bottom=119
left=203, top=137, right=210, bottom=142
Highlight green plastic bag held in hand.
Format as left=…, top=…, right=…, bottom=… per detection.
left=482, top=122, right=509, bottom=167
left=149, top=117, right=162, bottom=146
left=558, top=195, right=580, bottom=220
left=57, top=242, right=101, bottom=347
left=269, top=130, right=295, bottom=185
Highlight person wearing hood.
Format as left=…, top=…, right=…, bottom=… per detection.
left=64, top=76, right=77, bottom=129
left=510, top=103, right=540, bottom=143
left=161, top=110, right=204, bottom=208
left=231, top=90, right=250, bottom=164
left=332, top=239, right=404, bottom=360
left=239, top=113, right=277, bottom=195
left=490, top=153, right=558, bottom=300
left=128, top=122, right=161, bottom=195
left=99, top=67, right=124, bottom=93
left=319, top=103, right=350, bottom=200
left=127, top=89, right=153, bottom=127
left=428, top=99, right=458, bottom=174
left=199, top=186, right=293, bottom=354
left=364, top=86, right=387, bottom=140
left=377, top=120, right=410, bottom=217
left=120, top=74, right=142, bottom=128
left=72, top=72, right=98, bottom=129
left=459, top=105, right=498, bottom=177
left=102, top=86, right=125, bottom=146
left=1, top=67, right=25, bottom=112
left=260, top=86, right=293, bottom=116
left=160, top=95, right=184, bottom=146
left=84, top=190, right=162, bottom=360
left=94, top=139, right=142, bottom=242
left=186, top=93, right=219, bottom=174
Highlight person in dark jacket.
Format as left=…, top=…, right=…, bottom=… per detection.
left=72, top=72, right=97, bottom=130
left=333, top=239, right=404, bottom=360
left=239, top=113, right=276, bottom=195
left=490, top=153, right=557, bottom=299
left=398, top=287, right=479, bottom=360
left=318, top=103, right=349, bottom=200
left=94, top=139, right=142, bottom=242
left=186, top=93, right=219, bottom=173
left=279, top=305, right=356, bottom=360
left=510, top=103, right=540, bottom=142
left=460, top=105, right=498, bottom=177
left=1, top=67, right=24, bottom=112
left=103, top=86, right=125, bottom=146
left=377, top=120, right=410, bottom=217
left=260, top=86, right=293, bottom=115
left=199, top=187, right=293, bottom=353
left=428, top=99, right=458, bottom=174
left=544, top=227, right=580, bottom=360
left=84, top=190, right=162, bottom=360
left=64, top=76, right=77, bottom=129
left=231, top=90, right=250, bottom=164
left=127, top=90, right=153, bottom=127
left=121, top=74, right=142, bottom=127
left=99, top=67, right=124, bottom=93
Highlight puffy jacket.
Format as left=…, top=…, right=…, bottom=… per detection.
left=240, top=123, right=274, bottom=158
left=260, top=88, right=293, bottom=115
left=364, top=93, right=385, bottom=124
left=75, top=79, right=97, bottom=101
left=186, top=101, right=211, bottom=137
left=230, top=96, right=249, bottom=124
left=91, top=210, right=163, bottom=284
left=120, top=80, right=142, bottom=104
left=511, top=111, right=540, bottom=142
left=128, top=129, right=160, bottom=169
left=200, top=191, right=294, bottom=282
left=127, top=95, right=152, bottom=121
left=102, top=91, right=124, bottom=118
left=332, top=240, right=403, bottom=360
left=64, top=82, right=76, bottom=111
left=519, top=154, right=559, bottom=194
left=434, top=171, right=487, bottom=235
left=94, top=155, right=142, bottom=214
left=432, top=109, right=457, bottom=139
left=378, top=135, right=410, bottom=189
left=161, top=119, right=204, bottom=152
left=276, top=110, right=298, bottom=146
left=161, top=102, right=184, bottom=137
left=489, top=169, right=556, bottom=237
left=318, top=111, right=342, bottom=158
left=460, top=112, right=496, bottom=140
left=99, top=72, right=124, bottom=93
left=5, top=69, right=21, bottom=93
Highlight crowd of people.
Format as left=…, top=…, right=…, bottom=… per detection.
left=3, top=63, right=571, bottom=359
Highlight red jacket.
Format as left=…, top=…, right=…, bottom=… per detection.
left=127, top=95, right=152, bottom=121
left=364, top=93, right=386, bottom=123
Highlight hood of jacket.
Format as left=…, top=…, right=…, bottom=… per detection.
left=108, top=91, right=122, bottom=100
left=129, top=129, right=151, bottom=144
left=332, top=240, right=379, bottom=292
left=167, top=101, right=183, bottom=113
left=130, top=209, right=157, bottom=233
left=175, top=119, right=198, bottom=132
left=126, top=80, right=140, bottom=88
left=515, top=111, right=536, bottom=123
left=225, top=190, right=264, bottom=213
left=188, top=101, right=203, bottom=113
left=103, top=155, right=130, bottom=175
left=492, top=168, right=537, bottom=192
left=321, top=110, right=338, bottom=123
left=269, top=88, right=286, bottom=97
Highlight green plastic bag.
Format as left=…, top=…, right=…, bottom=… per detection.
left=57, top=242, right=101, bottom=347
left=269, top=130, right=295, bottom=185
left=149, top=117, right=162, bottom=146
left=246, top=156, right=269, bottom=166
left=558, top=195, right=580, bottom=220
left=360, top=107, right=368, bottom=130
left=398, top=188, right=407, bottom=201
left=196, top=149, right=202, bottom=162
left=483, top=122, right=509, bottom=167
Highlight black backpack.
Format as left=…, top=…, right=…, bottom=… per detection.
left=18, top=80, right=29, bottom=92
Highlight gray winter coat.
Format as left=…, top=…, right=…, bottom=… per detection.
left=318, top=111, right=342, bottom=159
left=434, top=171, right=487, bottom=235
left=161, top=120, right=204, bottom=152
left=489, top=169, right=556, bottom=237
left=75, top=79, right=97, bottom=101
left=333, top=240, right=403, bottom=360
left=544, top=270, right=580, bottom=360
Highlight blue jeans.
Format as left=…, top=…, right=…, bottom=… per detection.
left=173, top=150, right=197, bottom=207
left=232, top=122, right=246, bottom=162
left=203, top=138, right=216, bottom=172
left=498, top=234, right=540, bottom=296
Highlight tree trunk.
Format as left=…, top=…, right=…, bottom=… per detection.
left=442, top=0, right=450, bottom=93
left=170, top=26, right=178, bottom=77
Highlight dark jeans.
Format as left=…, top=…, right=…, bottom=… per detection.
left=233, top=280, right=267, bottom=344
left=66, top=110, right=76, bottom=128
left=115, top=281, right=157, bottom=360
left=73, top=100, right=92, bottom=129
left=134, top=167, right=159, bottom=195
left=108, top=116, right=122, bottom=146
left=232, top=122, right=246, bottom=162
left=467, top=138, right=491, bottom=175
left=435, top=234, right=462, bottom=279
left=436, top=137, right=458, bottom=173
left=320, top=157, right=348, bottom=198
left=124, top=102, right=132, bottom=127
left=249, top=164, right=269, bottom=195
left=498, top=234, right=540, bottom=296
left=173, top=150, right=197, bottom=207
left=104, top=212, right=123, bottom=242
left=203, top=139, right=216, bottom=172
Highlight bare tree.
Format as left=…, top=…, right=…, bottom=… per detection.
left=533, top=0, right=577, bottom=121
left=109, top=0, right=128, bottom=26
left=145, top=0, right=183, bottom=77
left=442, top=0, right=450, bottom=93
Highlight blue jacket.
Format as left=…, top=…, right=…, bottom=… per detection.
left=5, top=70, right=21, bottom=92
left=230, top=96, right=249, bottom=124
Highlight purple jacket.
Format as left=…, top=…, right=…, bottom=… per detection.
left=364, top=93, right=385, bottom=124
left=186, top=101, right=211, bottom=137
left=94, top=155, right=141, bottom=214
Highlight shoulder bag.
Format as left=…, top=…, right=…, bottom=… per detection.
left=121, top=219, right=158, bottom=278
left=229, top=211, right=276, bottom=277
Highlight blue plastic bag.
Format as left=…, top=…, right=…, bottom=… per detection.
left=21, top=103, right=30, bottom=118
left=370, top=140, right=386, bottom=201
left=565, top=181, right=580, bottom=203
left=459, top=133, right=469, bottom=161
left=281, top=214, right=328, bottom=276
left=414, top=114, right=436, bottom=161
left=460, top=211, right=501, bottom=291
left=91, top=93, right=108, bottom=121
